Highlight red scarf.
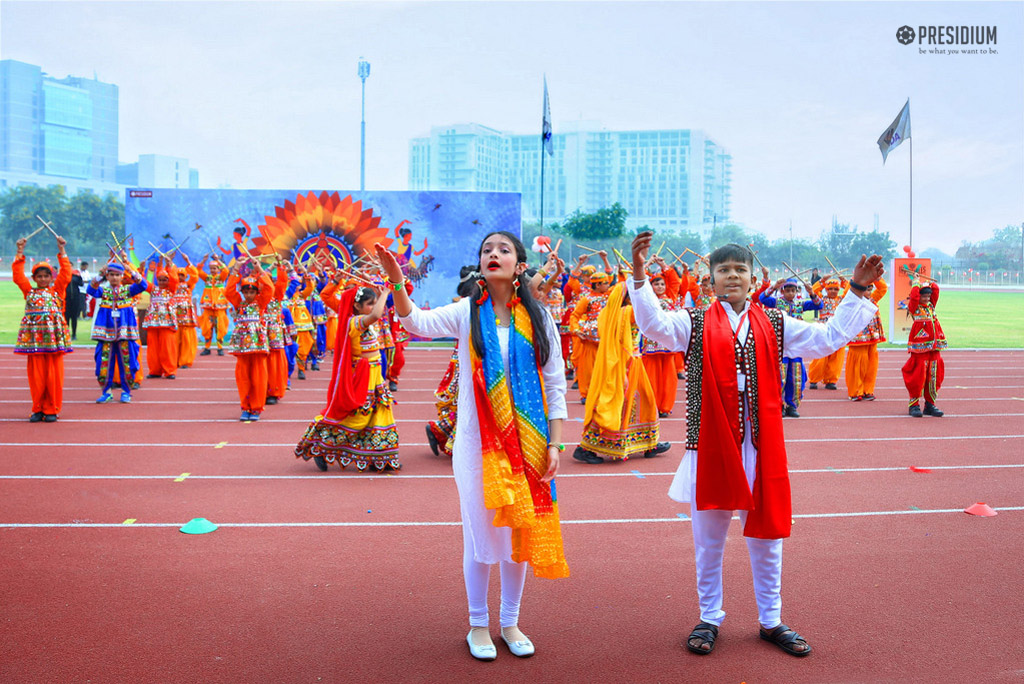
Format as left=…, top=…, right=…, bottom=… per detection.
left=695, top=302, right=792, bottom=539
left=321, top=288, right=370, bottom=419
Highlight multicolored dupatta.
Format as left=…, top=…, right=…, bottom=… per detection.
left=470, top=294, right=569, bottom=579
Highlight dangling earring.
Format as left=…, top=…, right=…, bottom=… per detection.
left=475, top=277, right=489, bottom=305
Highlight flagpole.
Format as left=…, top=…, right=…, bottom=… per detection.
left=909, top=134, right=914, bottom=250
left=540, top=135, right=546, bottom=235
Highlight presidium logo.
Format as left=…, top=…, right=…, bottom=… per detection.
left=896, top=26, right=916, bottom=45
left=896, top=24, right=999, bottom=54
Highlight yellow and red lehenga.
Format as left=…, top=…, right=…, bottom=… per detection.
left=578, top=283, right=660, bottom=461
left=295, top=288, right=400, bottom=471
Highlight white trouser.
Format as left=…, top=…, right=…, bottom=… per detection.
left=689, top=505, right=783, bottom=629
left=463, top=530, right=528, bottom=628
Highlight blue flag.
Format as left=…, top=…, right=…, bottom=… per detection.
left=542, top=76, right=553, bottom=156
left=878, top=99, right=911, bottom=163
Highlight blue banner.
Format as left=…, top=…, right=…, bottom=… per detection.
left=124, top=189, right=522, bottom=308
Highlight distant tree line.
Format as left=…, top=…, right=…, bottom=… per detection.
left=953, top=225, right=1023, bottom=272
left=0, top=185, right=124, bottom=258
left=523, top=204, right=897, bottom=274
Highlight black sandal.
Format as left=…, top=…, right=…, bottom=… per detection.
left=759, top=623, right=812, bottom=657
left=685, top=622, right=719, bottom=655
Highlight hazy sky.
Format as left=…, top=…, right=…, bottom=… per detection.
left=2, top=0, right=1022, bottom=253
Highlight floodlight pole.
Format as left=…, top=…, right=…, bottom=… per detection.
left=358, top=58, right=370, bottom=191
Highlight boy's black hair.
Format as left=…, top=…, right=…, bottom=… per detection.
left=708, top=243, right=754, bottom=270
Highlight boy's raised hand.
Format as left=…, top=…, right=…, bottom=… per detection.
left=851, top=255, right=885, bottom=291
left=631, top=231, right=653, bottom=277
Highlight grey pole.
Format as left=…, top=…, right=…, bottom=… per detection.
left=358, top=58, right=370, bottom=191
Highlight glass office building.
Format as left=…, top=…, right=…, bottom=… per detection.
left=1, top=59, right=120, bottom=193
left=409, top=121, right=732, bottom=233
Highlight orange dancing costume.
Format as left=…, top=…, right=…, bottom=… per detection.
left=295, top=288, right=401, bottom=471
left=143, top=265, right=180, bottom=379
left=426, top=347, right=458, bottom=457
left=172, top=265, right=199, bottom=368
left=264, top=265, right=291, bottom=402
left=197, top=261, right=230, bottom=352
left=225, top=271, right=274, bottom=419
left=642, top=267, right=682, bottom=416
left=13, top=251, right=73, bottom=420
left=901, top=282, right=946, bottom=415
left=807, top=277, right=849, bottom=389
left=290, top=277, right=317, bottom=372
left=577, top=283, right=661, bottom=461
left=569, top=275, right=611, bottom=400
left=846, top=278, right=887, bottom=400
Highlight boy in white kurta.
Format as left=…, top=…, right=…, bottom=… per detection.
left=628, top=234, right=884, bottom=657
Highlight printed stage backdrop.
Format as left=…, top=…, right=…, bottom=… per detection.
left=124, top=189, right=522, bottom=309
left=890, top=257, right=932, bottom=345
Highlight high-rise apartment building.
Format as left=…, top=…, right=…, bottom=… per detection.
left=409, top=120, right=732, bottom=233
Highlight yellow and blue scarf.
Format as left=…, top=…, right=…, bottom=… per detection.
left=470, top=294, right=569, bottom=579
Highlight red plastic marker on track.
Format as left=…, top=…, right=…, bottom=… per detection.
left=909, top=466, right=931, bottom=473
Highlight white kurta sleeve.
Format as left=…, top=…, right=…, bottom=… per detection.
left=782, top=290, right=878, bottom=359
left=539, top=313, right=568, bottom=421
left=399, top=297, right=468, bottom=340
left=627, top=278, right=693, bottom=353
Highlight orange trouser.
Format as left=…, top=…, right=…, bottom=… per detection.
left=845, top=345, right=879, bottom=397
left=146, top=328, right=179, bottom=377
left=267, top=348, right=288, bottom=399
left=26, top=353, right=65, bottom=415
left=572, top=339, right=599, bottom=398
left=235, top=352, right=269, bottom=413
left=199, top=309, right=230, bottom=348
left=177, top=326, right=198, bottom=367
left=808, top=347, right=846, bottom=385
left=643, top=353, right=679, bottom=414
left=295, top=331, right=315, bottom=367
left=674, top=352, right=684, bottom=373
left=325, top=317, right=338, bottom=351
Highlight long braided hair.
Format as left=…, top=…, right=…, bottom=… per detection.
left=468, top=231, right=552, bottom=367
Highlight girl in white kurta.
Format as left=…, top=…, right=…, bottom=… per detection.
left=375, top=233, right=568, bottom=661
left=627, top=235, right=885, bottom=658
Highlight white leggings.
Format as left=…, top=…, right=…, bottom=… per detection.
left=463, top=536, right=528, bottom=628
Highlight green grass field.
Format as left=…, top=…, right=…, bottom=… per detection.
left=1, top=281, right=1021, bottom=348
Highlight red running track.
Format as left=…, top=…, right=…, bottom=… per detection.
left=0, top=347, right=1022, bottom=683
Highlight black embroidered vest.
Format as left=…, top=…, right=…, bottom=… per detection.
left=684, top=307, right=785, bottom=451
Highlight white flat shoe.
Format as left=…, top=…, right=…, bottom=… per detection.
left=501, top=631, right=535, bottom=657
left=466, top=631, right=497, bottom=661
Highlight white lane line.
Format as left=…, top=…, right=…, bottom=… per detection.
left=3, top=412, right=1022, bottom=424
left=2, top=506, right=1022, bottom=528
left=2, top=435, right=1023, bottom=449
left=2, top=463, right=1022, bottom=481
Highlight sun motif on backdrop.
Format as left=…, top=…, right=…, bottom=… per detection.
left=250, top=191, right=394, bottom=267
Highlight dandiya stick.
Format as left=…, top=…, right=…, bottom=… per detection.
left=747, top=244, right=768, bottom=271
left=22, top=224, right=47, bottom=242
left=781, top=261, right=813, bottom=290
left=575, top=244, right=601, bottom=253
left=148, top=241, right=172, bottom=260
left=36, top=215, right=60, bottom=239
left=901, top=265, right=938, bottom=282
left=823, top=254, right=842, bottom=275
